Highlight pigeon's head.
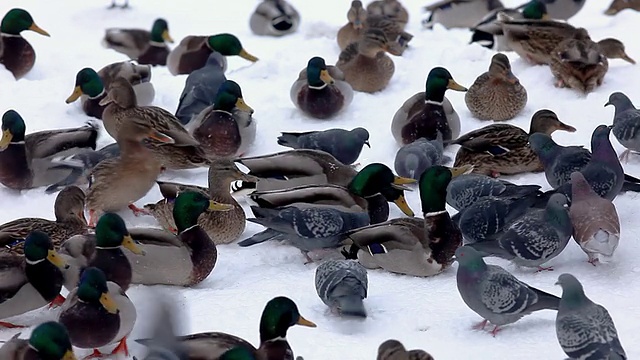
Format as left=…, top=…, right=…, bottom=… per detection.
left=528, top=132, right=558, bottom=159
left=454, top=246, right=486, bottom=269
left=351, top=127, right=370, bottom=147
left=590, top=124, right=613, bottom=151
left=555, top=273, right=586, bottom=300
left=604, top=92, right=634, bottom=111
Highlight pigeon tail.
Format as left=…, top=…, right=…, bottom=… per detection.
left=528, top=287, right=560, bottom=312
left=621, top=180, right=640, bottom=193
left=237, top=229, right=284, bottom=247
left=468, top=241, right=515, bottom=260
left=331, top=294, right=366, bottom=318
left=277, top=133, right=302, bottom=149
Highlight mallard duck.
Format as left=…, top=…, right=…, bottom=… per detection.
left=249, top=0, right=300, bottom=37
left=367, top=0, right=410, bottom=27
left=188, top=80, right=256, bottom=158
left=337, top=1, right=413, bottom=55
left=175, top=52, right=226, bottom=126
left=0, top=8, right=49, bottom=80
left=336, top=28, right=395, bottom=93
left=391, top=67, right=467, bottom=145
left=0, top=110, right=98, bottom=190
left=534, top=0, right=585, bottom=20
left=342, top=165, right=466, bottom=277
left=550, top=29, right=608, bottom=94
left=0, top=321, right=77, bottom=360
left=605, top=0, right=640, bottom=15
left=290, top=57, right=354, bottom=119
left=450, top=109, right=577, bottom=177
left=84, top=116, right=175, bottom=227
left=65, top=61, right=155, bottom=119
left=144, top=160, right=256, bottom=244
left=136, top=296, right=316, bottom=360
left=247, top=163, right=416, bottom=224
left=102, top=18, right=173, bottom=66
left=58, top=267, right=136, bottom=359
left=377, top=339, right=434, bottom=360
left=0, top=185, right=87, bottom=254
left=167, top=33, right=258, bottom=76
left=0, top=231, right=68, bottom=328
left=465, top=53, right=527, bottom=121
left=100, top=77, right=210, bottom=169
left=597, top=38, right=636, bottom=64
left=422, top=0, right=504, bottom=29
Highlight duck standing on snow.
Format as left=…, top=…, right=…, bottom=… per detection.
left=65, top=61, right=155, bottom=119
left=0, top=321, right=77, bottom=360
left=450, top=109, right=577, bottom=177
left=377, top=340, right=434, bottom=360
left=605, top=92, right=640, bottom=163
left=605, top=0, right=640, bottom=15
left=422, top=0, right=504, bottom=29
left=550, top=29, right=608, bottom=93
left=290, top=56, right=354, bottom=119
left=167, top=33, right=258, bottom=76
left=249, top=0, right=300, bottom=37
left=0, top=8, right=49, bottom=80
left=276, top=127, right=369, bottom=165
left=102, top=18, right=173, bottom=66
left=391, top=67, right=467, bottom=145
left=175, top=53, right=226, bottom=126
left=465, top=53, right=527, bottom=121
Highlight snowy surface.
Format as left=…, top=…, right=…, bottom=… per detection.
left=1, top=0, right=640, bottom=359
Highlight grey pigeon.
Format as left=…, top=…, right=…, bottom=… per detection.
left=394, top=135, right=446, bottom=180
left=377, top=339, right=434, bottom=360
left=605, top=92, right=640, bottom=163
left=276, top=128, right=370, bottom=165
left=45, top=143, right=120, bottom=194
left=555, top=273, right=626, bottom=360
left=569, top=172, right=621, bottom=265
left=469, top=193, right=572, bottom=270
left=446, top=173, right=541, bottom=212
left=455, top=246, right=560, bottom=336
left=238, top=203, right=370, bottom=255
left=314, top=259, right=368, bottom=317
left=175, top=52, right=226, bottom=125
left=138, top=291, right=190, bottom=360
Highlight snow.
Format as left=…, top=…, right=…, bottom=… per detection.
left=1, top=0, right=640, bottom=359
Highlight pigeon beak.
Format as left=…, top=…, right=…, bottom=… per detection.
left=364, top=140, right=371, bottom=148
left=604, top=101, right=612, bottom=107
left=607, top=125, right=614, bottom=129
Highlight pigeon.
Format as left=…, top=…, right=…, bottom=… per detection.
left=394, top=135, right=446, bottom=180
left=314, top=259, right=368, bottom=317
left=455, top=246, right=560, bottom=336
left=605, top=91, right=640, bottom=163
left=568, top=172, right=621, bottom=265
left=376, top=339, right=434, bottom=360
left=555, top=273, right=626, bottom=360
left=469, top=193, right=572, bottom=270
left=276, top=127, right=370, bottom=165
left=175, top=52, right=226, bottom=126
left=138, top=291, right=190, bottom=360
left=446, top=173, right=541, bottom=211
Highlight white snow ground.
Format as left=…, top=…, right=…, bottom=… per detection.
left=1, top=0, right=640, bottom=359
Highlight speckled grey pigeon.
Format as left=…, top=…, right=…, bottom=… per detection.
left=238, top=203, right=370, bottom=255
left=314, top=259, right=368, bottom=317
left=605, top=91, right=640, bottom=163
left=276, top=128, right=370, bottom=165
left=376, top=339, right=434, bottom=360
left=394, top=135, right=446, bottom=180
left=446, top=173, right=541, bottom=211
left=174, top=52, right=226, bottom=125
left=569, top=172, right=621, bottom=265
left=555, top=273, right=626, bottom=360
left=455, top=246, right=560, bottom=336
left=469, top=193, right=572, bottom=270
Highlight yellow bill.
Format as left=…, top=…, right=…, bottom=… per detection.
left=393, top=195, right=415, bottom=217
left=239, top=49, right=259, bottom=62
left=62, top=349, right=77, bottom=360
left=29, top=23, right=50, bottom=37
left=208, top=200, right=234, bottom=212
left=320, top=69, right=335, bottom=85
left=47, top=249, right=69, bottom=269
left=99, top=292, right=119, bottom=314
left=393, top=176, right=417, bottom=185
left=449, top=165, right=474, bottom=177
left=122, top=235, right=145, bottom=255
left=0, top=129, right=12, bottom=149
left=65, top=86, right=83, bottom=104
left=235, top=98, right=254, bottom=114
left=162, top=29, right=174, bottom=43
left=296, top=315, right=317, bottom=328
left=447, top=79, right=468, bottom=92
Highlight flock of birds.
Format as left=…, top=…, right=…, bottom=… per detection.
left=1, top=0, right=640, bottom=359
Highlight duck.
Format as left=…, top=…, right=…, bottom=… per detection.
left=187, top=80, right=255, bottom=158
left=366, top=0, right=410, bottom=27
left=533, top=0, right=586, bottom=20
left=336, top=28, right=396, bottom=93
left=550, top=28, right=608, bottom=94
left=450, top=109, right=577, bottom=177
left=102, top=18, right=173, bottom=66
left=0, top=231, right=68, bottom=328
left=136, top=296, right=316, bottom=360
left=0, top=110, right=98, bottom=190
left=58, top=267, right=137, bottom=359
left=605, top=0, right=640, bottom=15
left=65, top=61, right=155, bottom=120
left=175, top=52, right=226, bottom=126
left=167, top=33, right=258, bottom=76
left=465, top=53, right=527, bottom=121
left=290, top=56, right=354, bottom=119
left=84, top=116, right=175, bottom=227
left=597, top=38, right=636, bottom=64
left=391, top=67, right=467, bottom=145
left=0, top=185, right=87, bottom=254
left=248, top=163, right=416, bottom=225
left=342, top=165, right=466, bottom=277
left=0, top=321, right=77, bottom=360
left=0, top=8, right=49, bottom=79
left=144, top=160, right=257, bottom=245
left=337, top=1, right=413, bottom=55
left=422, top=0, right=504, bottom=29
left=100, top=76, right=210, bottom=169
left=249, top=0, right=300, bottom=37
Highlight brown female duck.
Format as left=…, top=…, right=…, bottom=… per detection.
left=550, top=29, right=608, bottom=94
left=0, top=8, right=49, bottom=79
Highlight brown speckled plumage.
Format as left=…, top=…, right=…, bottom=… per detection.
left=550, top=29, right=608, bottom=93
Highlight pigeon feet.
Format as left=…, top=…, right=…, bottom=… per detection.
left=490, top=325, right=502, bottom=337
left=129, top=204, right=151, bottom=217
left=0, top=321, right=26, bottom=328
left=587, top=258, right=599, bottom=266
left=535, top=266, right=554, bottom=272
left=472, top=319, right=488, bottom=330
left=48, top=294, right=66, bottom=309
left=619, top=149, right=632, bottom=164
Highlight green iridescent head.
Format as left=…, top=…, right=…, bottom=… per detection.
left=1, top=8, right=49, bottom=36
left=207, top=34, right=258, bottom=62
left=29, top=321, right=76, bottom=360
